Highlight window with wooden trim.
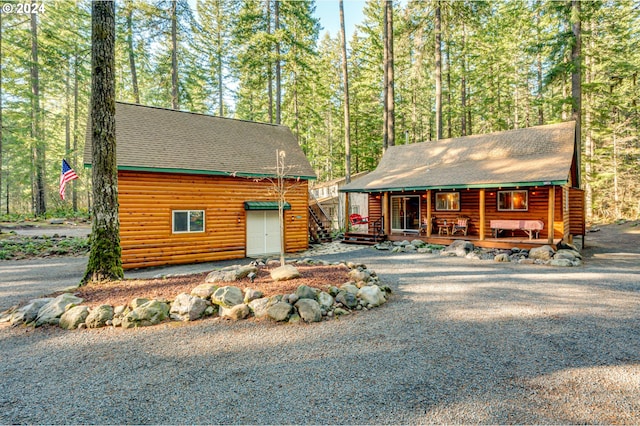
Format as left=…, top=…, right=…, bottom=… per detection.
left=497, top=190, right=528, bottom=211
left=172, top=210, right=205, bottom=233
left=435, top=192, right=460, bottom=211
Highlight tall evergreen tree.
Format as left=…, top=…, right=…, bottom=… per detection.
left=83, top=0, right=123, bottom=284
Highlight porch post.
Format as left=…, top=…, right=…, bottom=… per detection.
left=383, top=192, right=391, bottom=235
left=547, top=186, right=555, bottom=244
left=344, top=192, right=350, bottom=231
left=479, top=189, right=486, bottom=240
left=426, top=190, right=432, bottom=236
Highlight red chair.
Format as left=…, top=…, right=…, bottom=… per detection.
left=349, top=213, right=369, bottom=226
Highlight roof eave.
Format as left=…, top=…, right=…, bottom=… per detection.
left=340, top=180, right=568, bottom=193
left=83, top=164, right=316, bottom=181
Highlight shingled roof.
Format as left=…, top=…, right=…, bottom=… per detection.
left=83, top=102, right=316, bottom=180
left=341, top=121, right=576, bottom=193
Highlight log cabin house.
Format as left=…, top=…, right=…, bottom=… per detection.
left=84, top=102, right=316, bottom=269
left=340, top=121, right=585, bottom=250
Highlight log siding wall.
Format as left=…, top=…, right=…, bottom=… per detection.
left=118, top=171, right=309, bottom=269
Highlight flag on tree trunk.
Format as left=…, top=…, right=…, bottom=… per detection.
left=59, top=159, right=78, bottom=200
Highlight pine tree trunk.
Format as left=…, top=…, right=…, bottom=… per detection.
left=446, top=40, right=452, bottom=138
left=30, top=13, right=46, bottom=216
left=266, top=0, right=273, bottom=123
left=274, top=0, right=281, bottom=125
left=72, top=49, right=79, bottom=211
left=0, top=12, right=3, bottom=216
left=339, top=0, right=351, bottom=230
left=383, top=0, right=395, bottom=149
left=171, top=0, right=179, bottom=110
left=382, top=3, right=388, bottom=152
left=571, top=0, right=582, bottom=187
left=216, top=1, right=223, bottom=116
left=460, top=24, right=467, bottom=136
left=126, top=3, right=140, bottom=104
left=434, top=1, right=442, bottom=140
left=65, top=61, right=71, bottom=173
left=536, top=8, right=544, bottom=125
left=83, top=0, right=123, bottom=284
left=584, top=20, right=594, bottom=222
left=339, top=0, right=351, bottom=185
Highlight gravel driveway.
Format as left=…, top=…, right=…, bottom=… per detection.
left=1, top=224, right=639, bottom=424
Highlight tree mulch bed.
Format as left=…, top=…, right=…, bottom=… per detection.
left=71, top=264, right=351, bottom=308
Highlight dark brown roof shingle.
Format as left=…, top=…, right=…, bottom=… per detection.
left=341, top=121, right=576, bottom=192
left=84, top=102, right=315, bottom=179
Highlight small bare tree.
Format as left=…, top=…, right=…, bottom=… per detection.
left=257, top=149, right=305, bottom=266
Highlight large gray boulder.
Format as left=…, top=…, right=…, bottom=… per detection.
left=336, top=291, right=357, bottom=309
left=9, top=298, right=52, bottom=326
left=206, top=266, right=258, bottom=283
left=219, top=303, right=251, bottom=321
left=204, top=270, right=238, bottom=283
left=295, top=285, right=317, bottom=300
left=554, top=249, right=581, bottom=261
left=35, top=293, right=84, bottom=327
left=348, top=269, right=371, bottom=284
left=294, top=299, right=322, bottom=323
left=122, top=300, right=169, bottom=328
left=267, top=301, right=293, bottom=322
left=244, top=288, right=264, bottom=303
left=130, top=298, right=150, bottom=309
left=248, top=297, right=271, bottom=318
left=85, top=305, right=114, bottom=329
left=494, top=253, right=510, bottom=262
left=59, top=306, right=89, bottom=330
left=411, top=239, right=426, bottom=248
left=270, top=264, right=301, bottom=281
left=441, top=240, right=474, bottom=257
left=317, top=291, right=334, bottom=310
left=549, top=258, right=573, bottom=267
left=339, top=283, right=359, bottom=295
left=529, top=245, right=555, bottom=261
left=357, top=285, right=387, bottom=307
left=190, top=283, right=218, bottom=300
left=211, top=286, right=244, bottom=308
left=170, top=293, right=208, bottom=321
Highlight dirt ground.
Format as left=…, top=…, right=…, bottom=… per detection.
left=581, top=220, right=640, bottom=266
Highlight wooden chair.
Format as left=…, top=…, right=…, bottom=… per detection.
left=451, top=216, right=469, bottom=236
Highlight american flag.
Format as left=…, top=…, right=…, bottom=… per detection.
left=59, top=159, right=78, bottom=200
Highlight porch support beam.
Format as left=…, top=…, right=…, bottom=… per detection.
left=383, top=192, right=391, bottom=235
left=479, top=189, right=486, bottom=240
left=426, top=190, right=432, bottom=236
left=344, top=192, right=350, bottom=231
left=547, top=186, right=555, bottom=244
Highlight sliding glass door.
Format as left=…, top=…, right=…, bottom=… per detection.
left=391, top=196, right=420, bottom=232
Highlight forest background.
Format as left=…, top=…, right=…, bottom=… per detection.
left=0, top=0, right=638, bottom=225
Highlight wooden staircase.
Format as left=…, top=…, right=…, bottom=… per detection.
left=342, top=217, right=386, bottom=245
left=308, top=205, right=333, bottom=243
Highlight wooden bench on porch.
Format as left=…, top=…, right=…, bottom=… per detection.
left=490, top=219, right=544, bottom=240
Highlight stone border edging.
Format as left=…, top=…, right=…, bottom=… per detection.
left=0, top=259, right=391, bottom=330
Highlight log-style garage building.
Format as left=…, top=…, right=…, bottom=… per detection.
left=84, top=102, right=315, bottom=269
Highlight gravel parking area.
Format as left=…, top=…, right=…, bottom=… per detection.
left=1, top=224, right=639, bottom=424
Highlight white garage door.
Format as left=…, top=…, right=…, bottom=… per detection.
left=246, top=210, right=281, bottom=257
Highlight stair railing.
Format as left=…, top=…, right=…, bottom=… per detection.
left=308, top=192, right=333, bottom=231
left=372, top=216, right=385, bottom=242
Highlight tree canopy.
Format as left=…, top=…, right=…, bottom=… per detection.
left=0, top=0, right=638, bottom=222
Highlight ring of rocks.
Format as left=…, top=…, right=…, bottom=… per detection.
left=1, top=259, right=391, bottom=330
left=378, top=239, right=583, bottom=266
